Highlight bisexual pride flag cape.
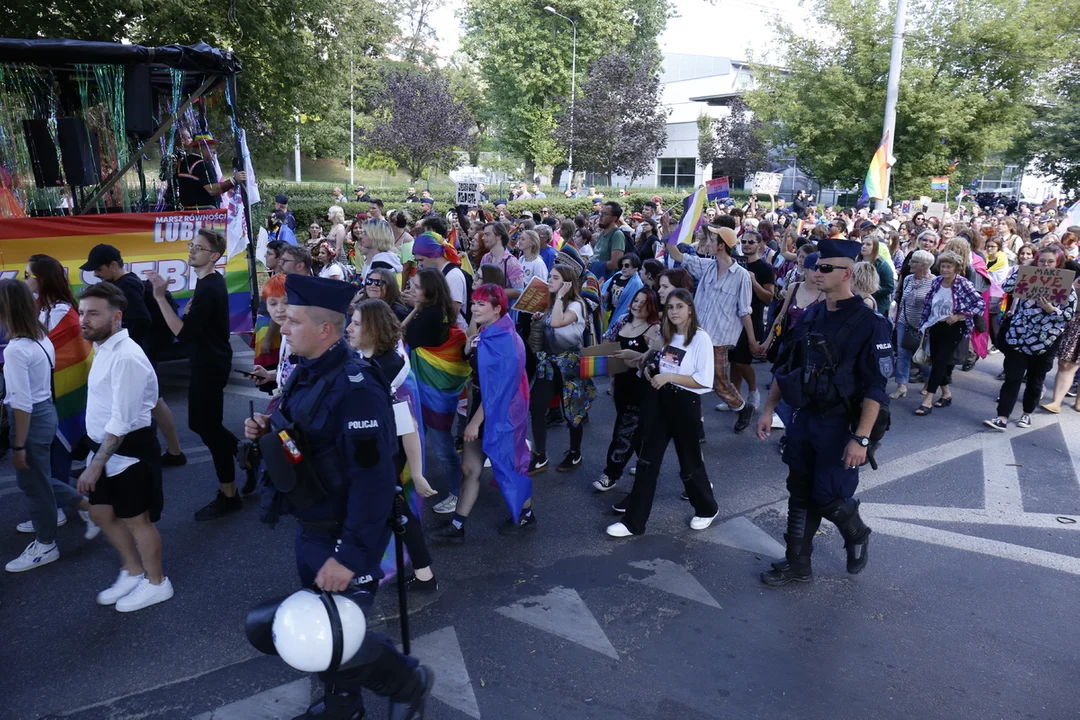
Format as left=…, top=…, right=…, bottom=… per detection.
left=477, top=314, right=532, bottom=522
left=408, top=325, right=471, bottom=433
left=49, top=306, right=94, bottom=451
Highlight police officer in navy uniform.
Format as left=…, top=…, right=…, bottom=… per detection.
left=756, top=237, right=893, bottom=586
left=244, top=274, right=433, bottom=719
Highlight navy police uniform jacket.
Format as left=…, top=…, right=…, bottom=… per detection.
left=272, top=339, right=397, bottom=584
left=773, top=296, right=892, bottom=417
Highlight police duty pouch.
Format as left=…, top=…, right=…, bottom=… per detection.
left=258, top=427, right=328, bottom=511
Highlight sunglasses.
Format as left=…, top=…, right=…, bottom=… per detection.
left=23, top=271, right=35, bottom=280
left=621, top=263, right=633, bottom=269
left=364, top=278, right=384, bottom=287
left=812, top=263, right=845, bottom=274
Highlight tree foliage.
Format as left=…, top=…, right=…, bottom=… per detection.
left=1025, top=63, right=1080, bottom=198
left=461, top=0, right=672, bottom=176
left=745, top=0, right=1078, bottom=199
left=389, top=0, right=445, bottom=66
left=553, top=51, right=668, bottom=184
left=711, top=97, right=769, bottom=186
left=696, top=113, right=717, bottom=169
left=363, top=66, right=474, bottom=181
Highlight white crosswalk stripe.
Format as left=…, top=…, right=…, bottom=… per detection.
left=695, top=516, right=786, bottom=558
left=407, top=625, right=481, bottom=719
left=191, top=678, right=311, bottom=720
left=626, top=559, right=721, bottom=608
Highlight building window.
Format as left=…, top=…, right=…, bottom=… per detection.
left=658, top=158, right=696, bottom=188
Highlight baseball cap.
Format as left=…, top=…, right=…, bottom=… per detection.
left=706, top=224, right=739, bottom=248
left=80, top=244, right=123, bottom=271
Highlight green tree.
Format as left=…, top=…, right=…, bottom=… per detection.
left=745, top=0, right=1076, bottom=200
left=697, top=113, right=717, bottom=169
left=461, top=0, right=672, bottom=179
left=1025, top=65, right=1080, bottom=198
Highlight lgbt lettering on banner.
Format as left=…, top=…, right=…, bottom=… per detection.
left=0, top=209, right=254, bottom=334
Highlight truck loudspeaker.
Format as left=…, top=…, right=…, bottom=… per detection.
left=57, top=118, right=102, bottom=187
left=22, top=119, right=62, bottom=187
left=125, top=64, right=155, bottom=138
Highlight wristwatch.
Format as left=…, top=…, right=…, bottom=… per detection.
left=852, top=436, right=871, bottom=448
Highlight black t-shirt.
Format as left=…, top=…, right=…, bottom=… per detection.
left=177, top=153, right=218, bottom=209
left=177, top=271, right=232, bottom=369
left=746, top=258, right=776, bottom=335
left=404, top=306, right=450, bottom=350
left=114, top=272, right=153, bottom=354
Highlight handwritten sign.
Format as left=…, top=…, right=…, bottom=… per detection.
left=512, top=276, right=549, bottom=313
left=1013, top=265, right=1076, bottom=304
left=455, top=182, right=480, bottom=207
left=751, top=172, right=783, bottom=197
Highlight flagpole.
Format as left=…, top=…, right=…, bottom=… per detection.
left=875, top=0, right=907, bottom=213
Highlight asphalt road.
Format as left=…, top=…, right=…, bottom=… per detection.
left=1, top=344, right=1079, bottom=720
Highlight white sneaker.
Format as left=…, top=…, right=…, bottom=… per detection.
left=433, top=494, right=458, bottom=515
left=78, top=510, right=101, bottom=540
left=606, top=522, right=635, bottom=538
left=15, top=508, right=67, bottom=534
left=5, top=540, right=59, bottom=572
left=689, top=511, right=720, bottom=531
left=748, top=390, right=760, bottom=408
left=115, top=577, right=174, bottom=613
left=96, top=570, right=145, bottom=605
left=715, top=402, right=732, bottom=412
left=771, top=412, right=785, bottom=429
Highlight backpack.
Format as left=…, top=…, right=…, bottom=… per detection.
left=443, top=264, right=472, bottom=324
left=144, top=280, right=179, bottom=358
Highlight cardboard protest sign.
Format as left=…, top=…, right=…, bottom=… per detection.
left=706, top=176, right=730, bottom=201
left=926, top=202, right=946, bottom=220
left=752, top=172, right=783, bottom=196
left=579, top=342, right=630, bottom=377
left=512, top=276, right=549, bottom=313
left=1012, top=265, right=1076, bottom=304
left=455, top=182, right=479, bottom=207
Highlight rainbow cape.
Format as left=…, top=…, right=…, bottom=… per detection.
left=408, top=326, right=471, bottom=433
left=477, top=314, right=532, bottom=522
left=50, top=306, right=94, bottom=451
left=251, top=312, right=280, bottom=370
left=379, top=353, right=426, bottom=584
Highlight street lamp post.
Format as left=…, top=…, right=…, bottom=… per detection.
left=545, top=5, right=576, bottom=191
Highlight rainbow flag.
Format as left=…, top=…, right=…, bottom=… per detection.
left=861, top=131, right=892, bottom=202
left=251, top=312, right=280, bottom=370
left=408, top=326, right=471, bottom=433
left=49, top=306, right=94, bottom=451
left=578, top=355, right=610, bottom=379
left=663, top=186, right=706, bottom=252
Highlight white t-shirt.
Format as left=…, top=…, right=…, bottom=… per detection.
left=546, top=300, right=586, bottom=353
left=656, top=329, right=714, bottom=395
left=39, top=302, right=72, bottom=333
left=444, top=265, right=469, bottom=326
left=521, top=255, right=548, bottom=284
left=926, top=286, right=954, bottom=328
left=319, top=263, right=345, bottom=281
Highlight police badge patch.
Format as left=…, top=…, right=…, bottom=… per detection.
left=879, top=356, right=894, bottom=378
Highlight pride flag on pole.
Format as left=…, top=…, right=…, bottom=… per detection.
left=662, top=185, right=707, bottom=254
left=860, top=131, right=892, bottom=203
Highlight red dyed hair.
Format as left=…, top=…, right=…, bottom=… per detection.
left=261, top=272, right=287, bottom=300
left=471, top=282, right=509, bottom=317
left=630, top=288, right=661, bottom=325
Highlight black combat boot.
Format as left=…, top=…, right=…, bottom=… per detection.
left=294, top=685, right=365, bottom=720
left=338, top=642, right=434, bottom=720
left=761, top=505, right=819, bottom=586
left=822, top=499, right=871, bottom=574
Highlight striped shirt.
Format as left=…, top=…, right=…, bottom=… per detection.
left=680, top=254, right=752, bottom=347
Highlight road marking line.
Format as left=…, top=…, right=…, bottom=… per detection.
left=695, top=516, right=786, bottom=558
left=495, top=586, right=618, bottom=660
left=871, top=517, right=1080, bottom=576
left=861, top=503, right=1080, bottom=530
left=191, top=678, right=311, bottom=720
left=981, top=433, right=1024, bottom=515
left=627, top=559, right=720, bottom=608
left=407, top=625, right=481, bottom=719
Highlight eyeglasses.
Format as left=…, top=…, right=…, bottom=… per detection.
left=23, top=271, right=34, bottom=280
left=364, top=278, right=385, bottom=287
left=812, top=263, right=844, bottom=274
left=188, top=244, right=212, bottom=253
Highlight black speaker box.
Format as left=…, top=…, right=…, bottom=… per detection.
left=125, top=64, right=155, bottom=138
left=57, top=117, right=101, bottom=186
left=22, top=119, right=63, bottom=187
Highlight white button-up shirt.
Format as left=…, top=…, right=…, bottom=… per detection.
left=1, top=337, right=55, bottom=413
left=680, top=254, right=753, bottom=347
left=85, top=329, right=158, bottom=477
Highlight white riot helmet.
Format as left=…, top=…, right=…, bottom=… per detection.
left=247, top=589, right=366, bottom=673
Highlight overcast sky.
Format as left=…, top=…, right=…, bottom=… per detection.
left=430, top=0, right=810, bottom=66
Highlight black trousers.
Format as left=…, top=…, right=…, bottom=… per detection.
left=188, top=364, right=238, bottom=484
left=622, top=387, right=717, bottom=534
left=998, top=347, right=1052, bottom=418
left=529, top=369, right=583, bottom=459
left=399, top=494, right=432, bottom=569
left=925, top=321, right=964, bottom=394
left=604, top=372, right=644, bottom=480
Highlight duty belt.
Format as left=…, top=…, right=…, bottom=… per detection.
left=298, top=518, right=344, bottom=536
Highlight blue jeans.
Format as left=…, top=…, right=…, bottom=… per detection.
left=895, top=322, right=928, bottom=385
left=7, top=402, right=80, bottom=544
left=426, top=427, right=462, bottom=496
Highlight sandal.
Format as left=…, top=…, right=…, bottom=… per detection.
left=889, top=387, right=908, bottom=399
left=1040, top=404, right=1061, bottom=414
left=934, top=396, right=953, bottom=408
left=914, top=405, right=932, bottom=416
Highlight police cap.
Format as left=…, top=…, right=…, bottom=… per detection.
left=285, top=274, right=356, bottom=315
left=817, top=238, right=862, bottom=261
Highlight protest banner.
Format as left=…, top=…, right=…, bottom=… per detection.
left=1012, top=265, right=1076, bottom=304
left=706, top=176, right=730, bottom=201
left=512, top=276, right=549, bottom=313
left=751, top=172, right=783, bottom=196
left=455, top=181, right=480, bottom=207
left=0, top=209, right=254, bottom=335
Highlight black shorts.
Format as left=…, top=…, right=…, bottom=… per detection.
left=729, top=330, right=754, bottom=365
left=89, top=461, right=154, bottom=519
